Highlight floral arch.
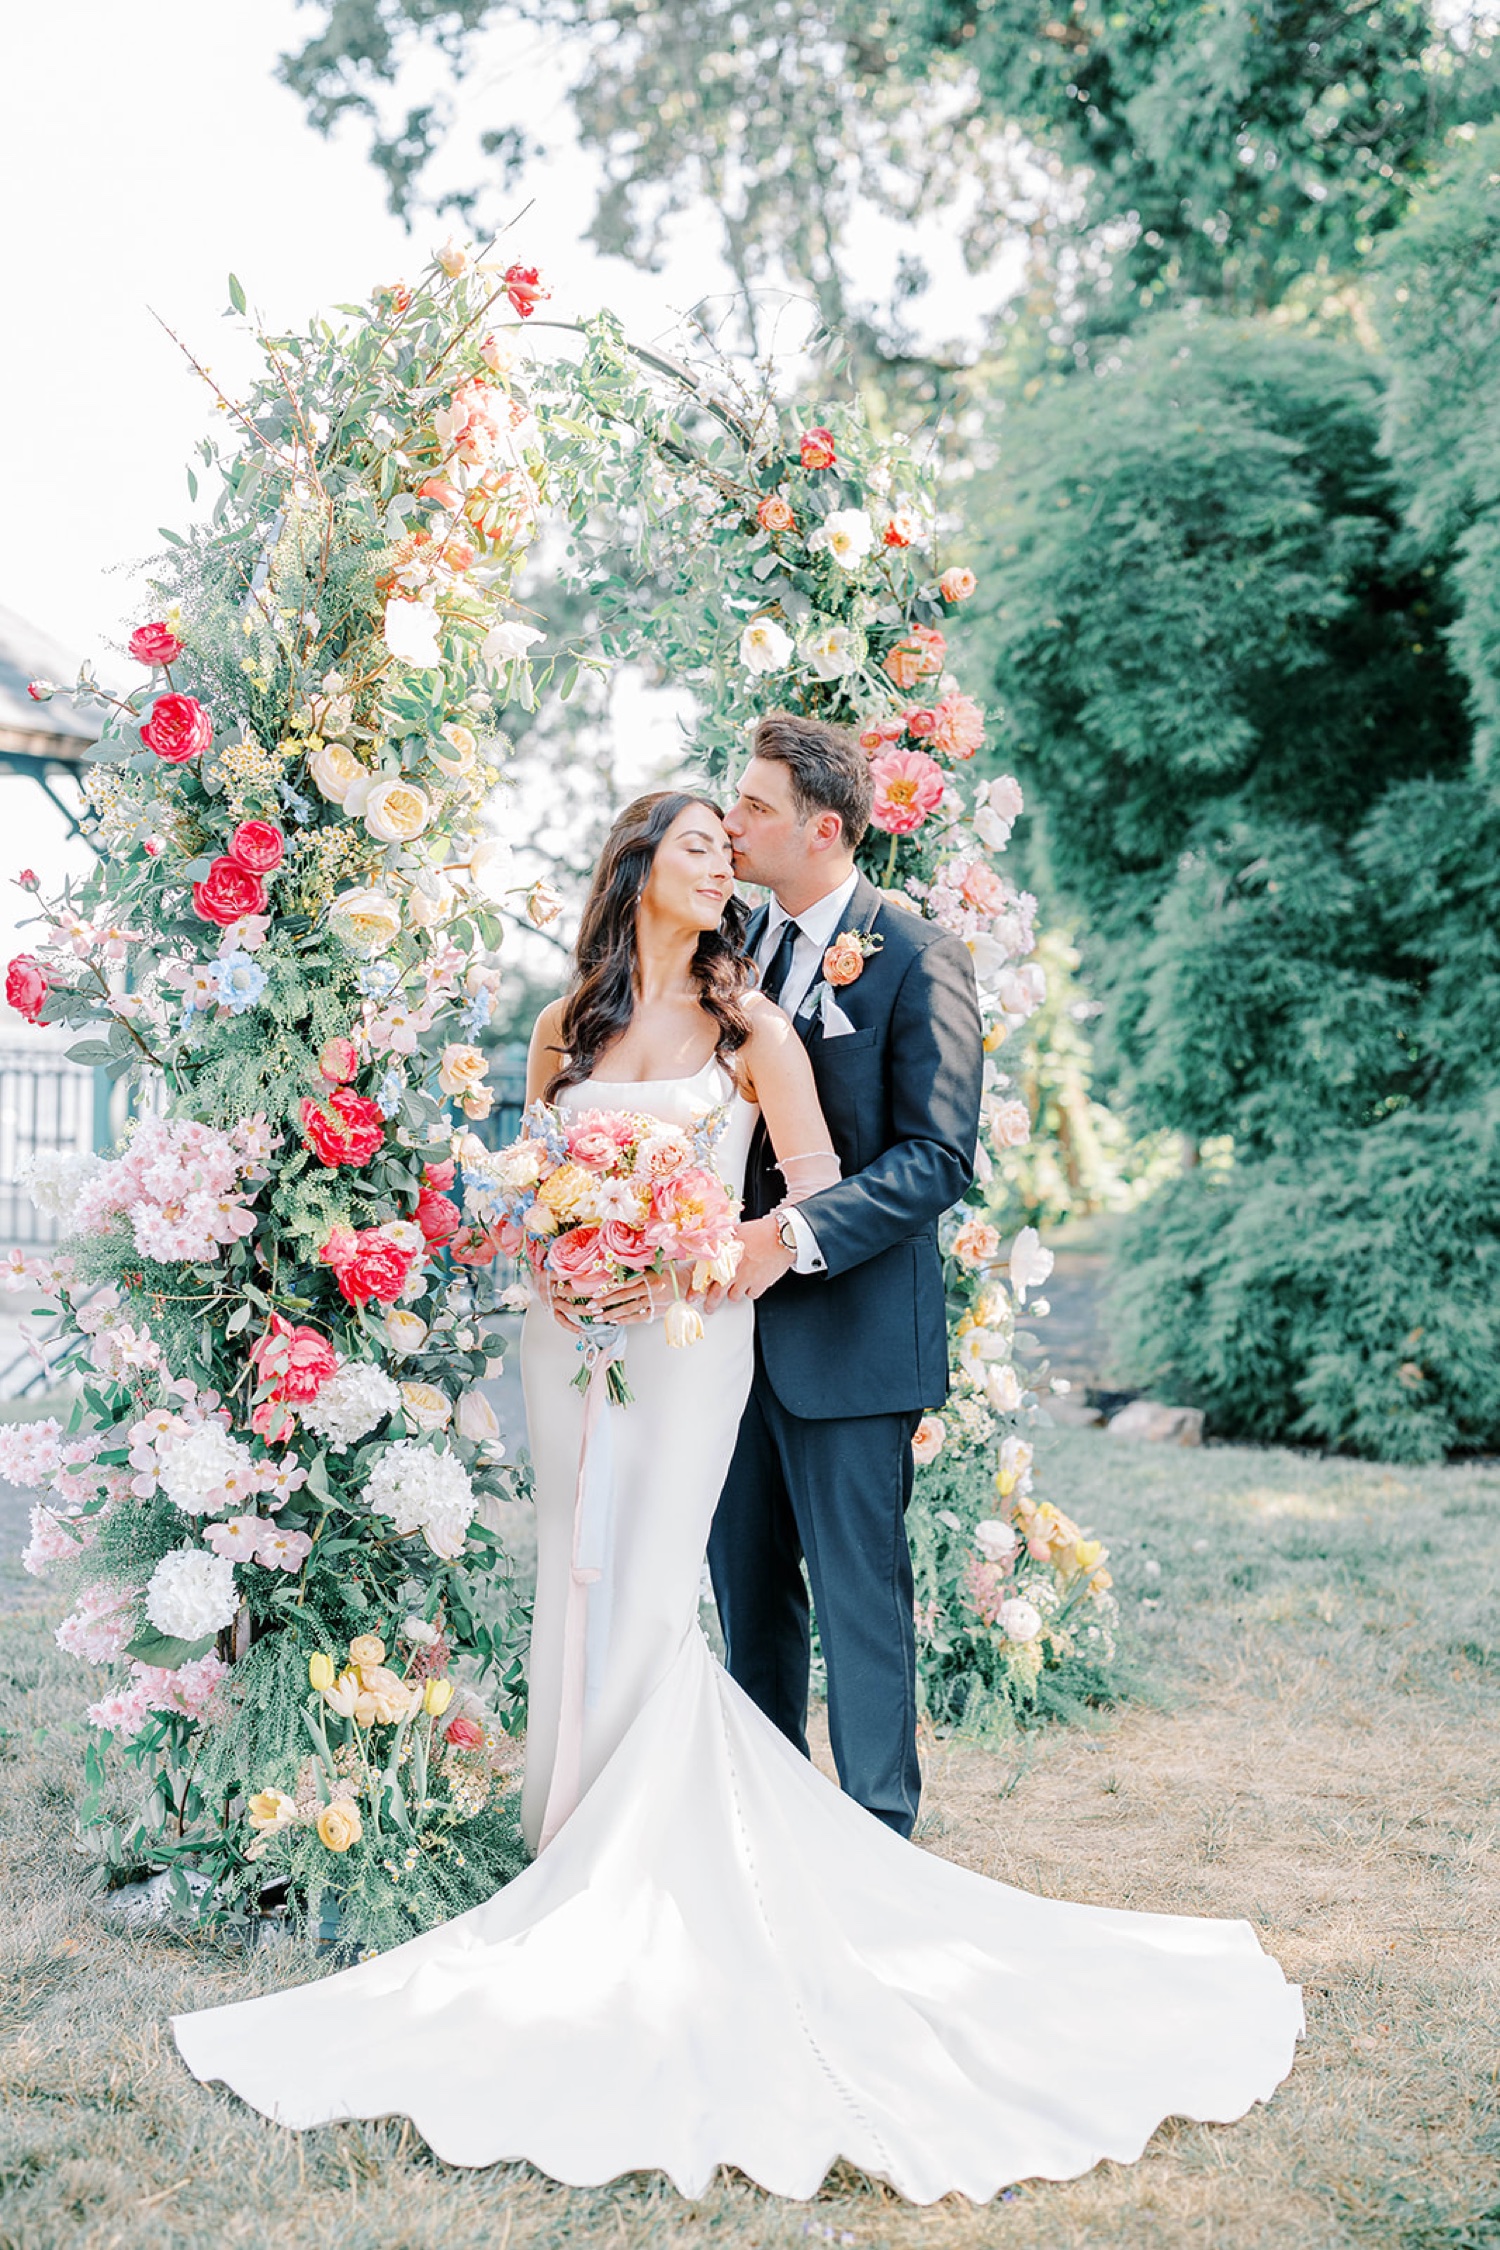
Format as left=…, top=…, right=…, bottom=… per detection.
left=10, top=253, right=1117, bottom=1948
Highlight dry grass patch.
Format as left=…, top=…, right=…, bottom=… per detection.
left=1, top=1430, right=1497, bottom=2250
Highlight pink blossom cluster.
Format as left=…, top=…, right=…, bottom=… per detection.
left=22, top=1501, right=96, bottom=1575
left=203, top=1514, right=312, bottom=1571
left=85, top=1651, right=228, bottom=1740
left=55, top=1581, right=140, bottom=1664
left=0, top=1416, right=65, bottom=1485
left=70, top=1115, right=262, bottom=1263
left=962, top=1556, right=1011, bottom=1627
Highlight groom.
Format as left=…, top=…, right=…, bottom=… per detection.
left=708, top=711, right=983, bottom=1836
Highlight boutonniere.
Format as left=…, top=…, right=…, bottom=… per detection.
left=822, top=927, right=883, bottom=988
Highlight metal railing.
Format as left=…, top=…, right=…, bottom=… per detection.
left=0, top=1046, right=106, bottom=1246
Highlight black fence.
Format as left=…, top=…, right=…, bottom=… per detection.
left=0, top=1047, right=107, bottom=1247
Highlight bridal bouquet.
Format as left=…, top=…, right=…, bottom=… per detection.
left=463, top=1100, right=742, bottom=1402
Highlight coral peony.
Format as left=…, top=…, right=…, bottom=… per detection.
left=319, top=1225, right=417, bottom=1307
left=193, top=857, right=268, bottom=927
left=882, top=625, right=946, bottom=692
left=128, top=621, right=185, bottom=667
left=869, top=749, right=945, bottom=836
left=929, top=690, right=985, bottom=761
left=301, top=1087, right=386, bottom=1169
left=5, top=954, right=48, bottom=1023
left=140, top=693, right=212, bottom=763
left=227, top=819, right=284, bottom=873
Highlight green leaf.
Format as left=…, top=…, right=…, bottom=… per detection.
left=65, top=1040, right=115, bottom=1066
left=225, top=1301, right=252, bottom=1337
left=228, top=272, right=247, bottom=316
left=124, top=1628, right=216, bottom=1669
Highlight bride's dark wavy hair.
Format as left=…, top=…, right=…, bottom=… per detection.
left=544, top=791, right=754, bottom=1098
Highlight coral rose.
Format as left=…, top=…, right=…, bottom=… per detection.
left=939, top=566, right=977, bottom=603
left=128, top=621, right=184, bottom=667
left=869, top=749, right=945, bottom=836
left=436, top=1043, right=487, bottom=1101
left=301, top=1088, right=386, bottom=1169
left=193, top=857, right=268, bottom=927
left=757, top=492, right=795, bottom=533
left=228, top=819, right=284, bottom=873
left=881, top=625, right=946, bottom=692
left=822, top=938, right=866, bottom=988
left=799, top=426, right=837, bottom=471
left=546, top=1226, right=614, bottom=1297
left=5, top=954, right=48, bottom=1023
left=140, top=693, right=212, bottom=763
left=911, top=1415, right=946, bottom=1465
left=598, top=1218, right=654, bottom=1270
left=951, top=1215, right=1001, bottom=1267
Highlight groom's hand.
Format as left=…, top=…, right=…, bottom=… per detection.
left=726, top=1215, right=795, bottom=1301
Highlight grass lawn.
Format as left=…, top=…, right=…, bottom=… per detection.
left=1, top=1426, right=1497, bottom=2250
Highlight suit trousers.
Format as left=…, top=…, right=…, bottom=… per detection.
left=708, top=1346, right=923, bottom=1837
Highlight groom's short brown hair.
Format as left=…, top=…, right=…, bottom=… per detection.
left=751, top=712, right=874, bottom=848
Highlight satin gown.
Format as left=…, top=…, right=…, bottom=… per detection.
left=173, top=1060, right=1302, bottom=2202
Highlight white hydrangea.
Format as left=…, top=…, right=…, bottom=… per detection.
left=23, top=1148, right=101, bottom=1229
left=365, top=1439, right=476, bottom=1559
left=155, top=1423, right=258, bottom=1515
left=145, top=1546, right=239, bottom=1640
left=299, top=1363, right=402, bottom=1453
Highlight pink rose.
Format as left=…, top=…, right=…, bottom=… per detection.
left=228, top=819, right=284, bottom=873
left=318, top=1035, right=360, bottom=1084
left=192, top=857, right=268, bottom=927
left=568, top=1115, right=625, bottom=1170
left=799, top=426, right=837, bottom=471
left=939, top=567, right=977, bottom=604
left=140, top=693, right=212, bottom=763
left=869, top=749, right=945, bottom=836
left=128, top=621, right=185, bottom=667
left=989, top=1100, right=1032, bottom=1148
left=959, top=861, right=1008, bottom=915
left=599, top=1218, right=654, bottom=1270
left=5, top=954, right=48, bottom=1023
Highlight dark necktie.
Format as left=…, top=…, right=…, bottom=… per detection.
left=760, top=915, right=800, bottom=1005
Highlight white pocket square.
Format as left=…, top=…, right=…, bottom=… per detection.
left=815, top=984, right=858, bottom=1038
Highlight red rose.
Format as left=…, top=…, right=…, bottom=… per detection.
left=5, top=955, right=48, bottom=1023
left=128, top=622, right=184, bottom=668
left=228, top=819, right=284, bottom=874
left=503, top=263, right=548, bottom=318
left=415, top=1187, right=461, bottom=1248
left=301, top=1087, right=386, bottom=1170
left=444, top=1713, right=485, bottom=1749
left=320, top=1226, right=416, bottom=1307
left=250, top=1312, right=338, bottom=1405
left=193, top=857, right=268, bottom=927
left=799, top=427, right=837, bottom=471
left=140, top=693, right=212, bottom=763
left=423, top=1158, right=456, bottom=1191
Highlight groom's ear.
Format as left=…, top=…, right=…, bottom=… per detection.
left=808, top=808, right=845, bottom=854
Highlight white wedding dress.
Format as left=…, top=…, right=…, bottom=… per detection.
left=173, top=1061, right=1302, bottom=2202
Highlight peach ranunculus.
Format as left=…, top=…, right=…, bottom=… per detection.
left=537, top=1161, right=599, bottom=1224
left=951, top=1215, right=1001, bottom=1268
left=882, top=624, right=946, bottom=691
left=929, top=690, right=985, bottom=761
left=317, top=1798, right=363, bottom=1851
left=911, top=1414, right=946, bottom=1465
left=822, top=937, right=867, bottom=988
left=869, top=749, right=945, bottom=836
left=757, top=492, right=796, bottom=534
left=939, top=566, right=977, bottom=603
left=437, top=1043, right=487, bottom=1101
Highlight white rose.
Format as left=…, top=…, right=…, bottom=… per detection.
left=975, top=1518, right=1019, bottom=1563
left=364, top=776, right=432, bottom=844
left=999, top=1597, right=1042, bottom=1644
left=328, top=888, right=402, bottom=957
left=454, top=1388, right=500, bottom=1444
left=739, top=617, right=793, bottom=675
left=466, top=837, right=514, bottom=902
left=400, top=1382, right=452, bottom=1432
left=434, top=723, right=477, bottom=777
left=481, top=618, right=545, bottom=668
left=384, top=1310, right=429, bottom=1355
left=405, top=873, right=454, bottom=929
left=383, top=597, right=444, bottom=669
left=308, top=739, right=368, bottom=806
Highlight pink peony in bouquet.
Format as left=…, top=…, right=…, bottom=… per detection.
left=463, top=1101, right=742, bottom=1402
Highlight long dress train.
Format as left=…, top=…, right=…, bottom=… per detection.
left=173, top=1060, right=1302, bottom=2203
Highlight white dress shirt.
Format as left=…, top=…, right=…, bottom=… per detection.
left=753, top=868, right=860, bottom=1275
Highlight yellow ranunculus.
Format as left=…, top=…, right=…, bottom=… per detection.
left=347, top=1635, right=386, bottom=1669
left=537, top=1161, right=596, bottom=1223
left=248, top=1788, right=297, bottom=1833
left=307, top=1651, right=335, bottom=1692
left=423, top=1677, right=455, bottom=1717
left=317, top=1799, right=363, bottom=1853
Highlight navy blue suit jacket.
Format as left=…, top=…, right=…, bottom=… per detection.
left=743, top=873, right=983, bottom=1421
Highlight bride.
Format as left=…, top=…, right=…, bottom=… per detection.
left=173, top=789, right=1301, bottom=2204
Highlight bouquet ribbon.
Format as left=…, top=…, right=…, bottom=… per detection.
left=538, top=1321, right=626, bottom=1851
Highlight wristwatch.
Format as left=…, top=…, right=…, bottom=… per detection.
left=775, top=1212, right=798, bottom=1258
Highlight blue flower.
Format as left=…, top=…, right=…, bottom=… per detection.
left=376, top=1069, right=405, bottom=1119
left=461, top=987, right=496, bottom=1035
left=358, top=959, right=402, bottom=1000
left=209, top=952, right=268, bottom=1015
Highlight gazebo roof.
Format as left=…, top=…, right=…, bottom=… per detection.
left=0, top=606, right=104, bottom=762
